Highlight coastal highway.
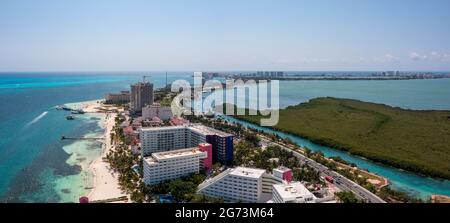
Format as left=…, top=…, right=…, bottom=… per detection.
left=260, top=137, right=386, bottom=203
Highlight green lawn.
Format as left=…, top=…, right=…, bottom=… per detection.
left=233, top=97, right=450, bottom=179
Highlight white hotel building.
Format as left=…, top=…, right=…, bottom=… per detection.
left=272, top=182, right=316, bottom=203
left=197, top=166, right=319, bottom=203
left=139, top=125, right=233, bottom=160
left=143, top=147, right=207, bottom=185
left=197, top=167, right=275, bottom=203
left=140, top=126, right=206, bottom=156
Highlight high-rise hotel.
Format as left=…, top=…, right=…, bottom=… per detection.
left=139, top=124, right=234, bottom=165
left=143, top=147, right=208, bottom=185
left=130, top=81, right=154, bottom=114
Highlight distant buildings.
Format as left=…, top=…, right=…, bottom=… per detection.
left=105, top=91, right=130, bottom=104
left=139, top=125, right=234, bottom=165
left=143, top=146, right=208, bottom=185
left=130, top=82, right=154, bottom=114
left=378, top=71, right=401, bottom=77
left=142, top=103, right=173, bottom=121
left=170, top=117, right=189, bottom=126
left=256, top=71, right=284, bottom=77
left=123, top=126, right=139, bottom=145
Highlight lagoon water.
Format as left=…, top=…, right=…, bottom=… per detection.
left=0, top=72, right=449, bottom=202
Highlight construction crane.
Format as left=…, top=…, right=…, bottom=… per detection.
left=142, top=75, right=151, bottom=83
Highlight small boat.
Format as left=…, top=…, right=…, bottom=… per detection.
left=71, top=109, right=85, bottom=114
left=66, top=115, right=75, bottom=120
left=57, top=105, right=72, bottom=111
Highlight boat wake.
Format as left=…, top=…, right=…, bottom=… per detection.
left=24, top=111, right=48, bottom=129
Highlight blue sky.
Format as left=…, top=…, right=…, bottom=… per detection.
left=1, top=0, right=450, bottom=71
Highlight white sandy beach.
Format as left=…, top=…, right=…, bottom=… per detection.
left=67, top=100, right=126, bottom=202
left=87, top=110, right=126, bottom=202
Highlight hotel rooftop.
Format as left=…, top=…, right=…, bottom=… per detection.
left=188, top=124, right=233, bottom=137
left=140, top=125, right=185, bottom=132
left=140, top=124, right=233, bottom=137
left=144, top=147, right=204, bottom=164
left=229, top=167, right=267, bottom=179
left=273, top=182, right=315, bottom=200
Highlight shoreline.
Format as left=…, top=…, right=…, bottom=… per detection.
left=87, top=111, right=126, bottom=201
left=66, top=100, right=126, bottom=202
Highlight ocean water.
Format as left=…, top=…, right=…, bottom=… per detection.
left=0, top=72, right=190, bottom=202
left=0, top=72, right=449, bottom=202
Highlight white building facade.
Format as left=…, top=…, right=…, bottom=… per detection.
left=197, top=167, right=274, bottom=203
left=143, top=147, right=207, bottom=185
left=142, top=103, right=173, bottom=121
left=139, top=125, right=223, bottom=157
left=140, top=126, right=190, bottom=156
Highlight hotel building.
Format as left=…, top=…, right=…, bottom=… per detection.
left=197, top=166, right=312, bottom=203
left=198, top=143, right=213, bottom=171
left=273, top=166, right=293, bottom=183
left=139, top=125, right=233, bottom=165
left=197, top=167, right=275, bottom=203
left=130, top=82, right=154, bottom=114
left=105, top=91, right=130, bottom=104
left=142, top=103, right=173, bottom=121
left=189, top=125, right=234, bottom=165
left=272, top=181, right=316, bottom=203
left=143, top=147, right=208, bottom=185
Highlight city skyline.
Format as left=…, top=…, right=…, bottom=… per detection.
left=1, top=0, right=450, bottom=72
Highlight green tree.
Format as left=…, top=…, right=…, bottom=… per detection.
left=335, top=191, right=361, bottom=203
left=169, top=180, right=196, bottom=202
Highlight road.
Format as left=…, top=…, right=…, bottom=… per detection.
left=260, top=137, right=386, bottom=203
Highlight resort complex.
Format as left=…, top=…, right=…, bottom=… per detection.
left=140, top=125, right=234, bottom=165
left=48, top=72, right=449, bottom=205
left=71, top=77, right=413, bottom=204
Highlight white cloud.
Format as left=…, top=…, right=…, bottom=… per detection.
left=409, top=52, right=450, bottom=63
left=430, top=51, right=450, bottom=62
left=409, top=52, right=428, bottom=61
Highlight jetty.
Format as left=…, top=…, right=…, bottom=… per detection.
left=61, top=136, right=105, bottom=141
left=89, top=196, right=128, bottom=203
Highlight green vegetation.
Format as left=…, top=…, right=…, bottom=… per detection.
left=233, top=97, right=450, bottom=180
left=107, top=144, right=146, bottom=202
left=154, top=90, right=177, bottom=107
left=148, top=173, right=223, bottom=203
left=335, top=191, right=362, bottom=203
left=234, top=142, right=323, bottom=184
left=377, top=187, right=424, bottom=203
left=107, top=115, right=147, bottom=202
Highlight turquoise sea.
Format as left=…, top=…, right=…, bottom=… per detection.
left=0, top=72, right=189, bottom=202
left=0, top=72, right=449, bottom=202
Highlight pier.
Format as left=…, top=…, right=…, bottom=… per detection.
left=61, top=136, right=105, bottom=141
